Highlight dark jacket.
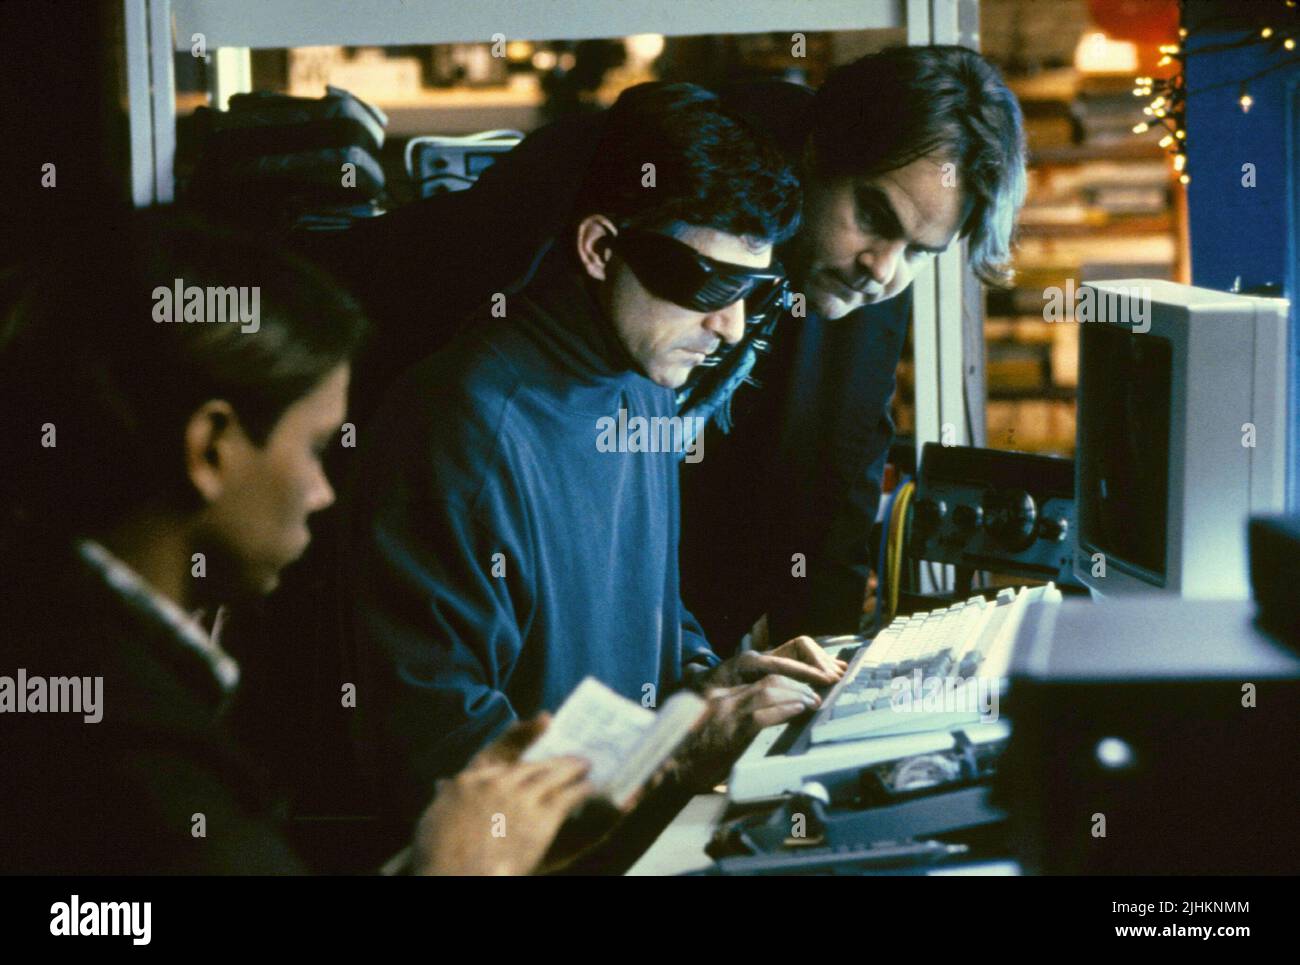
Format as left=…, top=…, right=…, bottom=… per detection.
left=308, top=80, right=911, bottom=654
left=342, top=249, right=719, bottom=822
left=680, top=289, right=912, bottom=648
left=0, top=540, right=308, bottom=874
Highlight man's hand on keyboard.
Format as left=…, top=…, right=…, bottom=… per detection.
left=670, top=674, right=826, bottom=791
left=698, top=635, right=848, bottom=691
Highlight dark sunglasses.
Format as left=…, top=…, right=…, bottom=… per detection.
left=610, top=229, right=786, bottom=313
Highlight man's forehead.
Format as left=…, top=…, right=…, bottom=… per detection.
left=860, top=158, right=969, bottom=248
left=671, top=224, right=772, bottom=268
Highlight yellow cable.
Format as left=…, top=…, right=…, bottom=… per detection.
left=894, top=486, right=915, bottom=616
left=886, top=487, right=904, bottom=619
left=886, top=481, right=914, bottom=621
left=891, top=483, right=913, bottom=616
left=884, top=485, right=903, bottom=614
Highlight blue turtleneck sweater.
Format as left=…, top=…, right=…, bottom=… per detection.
left=342, top=248, right=720, bottom=818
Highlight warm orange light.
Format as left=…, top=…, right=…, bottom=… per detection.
left=1075, top=31, right=1139, bottom=73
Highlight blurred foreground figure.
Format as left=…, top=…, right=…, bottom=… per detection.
left=0, top=212, right=592, bottom=874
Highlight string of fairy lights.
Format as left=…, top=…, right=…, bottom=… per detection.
left=1131, top=28, right=1189, bottom=185
left=1132, top=0, right=1300, bottom=184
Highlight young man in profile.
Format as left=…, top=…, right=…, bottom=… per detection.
left=0, top=213, right=592, bottom=875
left=343, top=84, right=846, bottom=834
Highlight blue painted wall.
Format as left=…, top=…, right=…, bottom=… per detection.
left=1184, top=8, right=1300, bottom=508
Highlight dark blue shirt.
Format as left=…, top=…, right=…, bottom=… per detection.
left=342, top=250, right=718, bottom=817
left=318, top=79, right=912, bottom=660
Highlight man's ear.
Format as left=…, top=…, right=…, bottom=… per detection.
left=183, top=399, right=246, bottom=505
left=574, top=214, right=618, bottom=282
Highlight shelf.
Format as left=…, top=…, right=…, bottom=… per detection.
left=1030, top=141, right=1169, bottom=165
left=1015, top=214, right=1175, bottom=238
left=986, top=386, right=1077, bottom=402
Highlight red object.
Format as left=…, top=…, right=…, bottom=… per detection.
left=1087, top=0, right=1180, bottom=44
left=882, top=462, right=899, bottom=495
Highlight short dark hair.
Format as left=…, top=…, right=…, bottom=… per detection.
left=808, top=46, right=1027, bottom=286
left=573, top=82, right=802, bottom=248
left=0, top=210, right=367, bottom=540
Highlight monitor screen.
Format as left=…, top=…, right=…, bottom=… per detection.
left=1078, top=325, right=1173, bottom=581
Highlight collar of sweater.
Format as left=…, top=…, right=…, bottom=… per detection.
left=506, top=242, right=659, bottom=416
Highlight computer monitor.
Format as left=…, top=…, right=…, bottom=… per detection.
left=1073, top=279, right=1290, bottom=599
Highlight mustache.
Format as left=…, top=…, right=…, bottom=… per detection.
left=822, top=268, right=884, bottom=299
left=841, top=274, right=885, bottom=298
left=681, top=340, right=721, bottom=355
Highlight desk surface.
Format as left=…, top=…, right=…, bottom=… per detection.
left=626, top=794, right=728, bottom=876
left=627, top=791, right=1024, bottom=875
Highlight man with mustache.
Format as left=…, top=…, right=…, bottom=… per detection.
left=682, top=46, right=1027, bottom=650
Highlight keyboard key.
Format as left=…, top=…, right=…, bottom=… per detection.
left=809, top=583, right=1061, bottom=744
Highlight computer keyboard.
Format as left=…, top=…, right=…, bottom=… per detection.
left=809, top=583, right=1062, bottom=744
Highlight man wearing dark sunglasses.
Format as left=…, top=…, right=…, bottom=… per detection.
left=339, top=84, right=845, bottom=858
left=612, top=230, right=786, bottom=317
left=313, top=46, right=1025, bottom=661
left=602, top=227, right=786, bottom=387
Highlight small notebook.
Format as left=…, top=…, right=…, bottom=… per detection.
left=522, top=677, right=708, bottom=808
